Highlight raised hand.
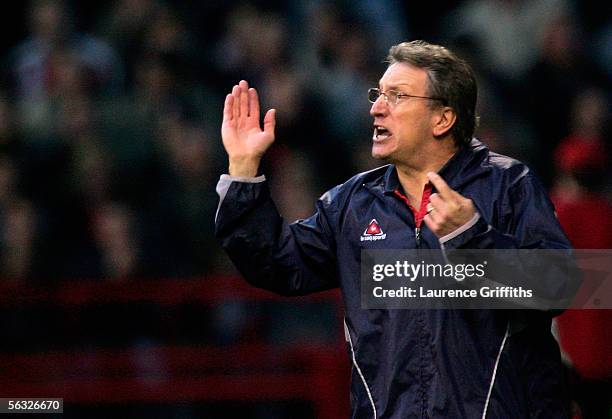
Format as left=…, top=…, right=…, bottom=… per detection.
left=222, top=80, right=276, bottom=177
left=424, top=172, right=477, bottom=238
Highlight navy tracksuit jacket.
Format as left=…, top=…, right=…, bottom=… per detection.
left=215, top=139, right=572, bottom=418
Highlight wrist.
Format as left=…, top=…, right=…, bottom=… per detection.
left=228, top=157, right=261, bottom=177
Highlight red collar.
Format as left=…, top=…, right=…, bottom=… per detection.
left=393, top=183, right=433, bottom=228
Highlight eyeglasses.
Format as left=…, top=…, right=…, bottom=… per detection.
left=368, top=88, right=446, bottom=106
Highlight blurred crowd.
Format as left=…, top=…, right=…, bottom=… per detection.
left=0, top=0, right=609, bottom=283
left=0, top=0, right=610, bottom=416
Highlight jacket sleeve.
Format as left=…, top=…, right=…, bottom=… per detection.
left=441, top=173, right=569, bottom=250
left=440, top=173, right=581, bottom=312
left=214, top=175, right=339, bottom=296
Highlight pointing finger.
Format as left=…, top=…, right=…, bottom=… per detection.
left=427, top=172, right=455, bottom=200
left=429, top=193, right=445, bottom=212
left=423, top=212, right=440, bottom=233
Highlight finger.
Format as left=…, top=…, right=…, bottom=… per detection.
left=239, top=80, right=249, bottom=119
left=427, top=172, right=455, bottom=200
left=426, top=204, right=442, bottom=224
left=231, top=85, right=240, bottom=120
left=248, top=87, right=260, bottom=120
left=429, top=193, right=446, bottom=212
left=223, top=94, right=233, bottom=122
left=423, top=213, right=440, bottom=233
left=263, top=109, right=276, bottom=137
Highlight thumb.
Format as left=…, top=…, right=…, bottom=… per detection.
left=263, top=109, right=276, bottom=137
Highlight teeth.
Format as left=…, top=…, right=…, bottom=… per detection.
left=374, top=126, right=390, bottom=140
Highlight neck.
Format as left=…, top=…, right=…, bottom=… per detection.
left=395, top=139, right=459, bottom=205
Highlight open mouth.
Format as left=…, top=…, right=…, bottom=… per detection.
left=373, top=126, right=391, bottom=141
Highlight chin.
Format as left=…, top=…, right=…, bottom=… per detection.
left=371, top=150, right=386, bottom=161
left=371, top=145, right=392, bottom=161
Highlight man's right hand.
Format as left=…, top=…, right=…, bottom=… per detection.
left=222, top=80, right=276, bottom=177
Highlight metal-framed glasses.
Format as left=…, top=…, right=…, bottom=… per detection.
left=368, top=88, right=446, bottom=106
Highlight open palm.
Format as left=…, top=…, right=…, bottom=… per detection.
left=221, top=80, right=276, bottom=176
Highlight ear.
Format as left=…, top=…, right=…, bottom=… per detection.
left=432, top=107, right=456, bottom=138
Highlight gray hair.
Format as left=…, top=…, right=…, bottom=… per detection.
left=387, top=40, right=478, bottom=146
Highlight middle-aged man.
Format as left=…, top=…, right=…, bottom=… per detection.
left=215, top=41, right=573, bottom=418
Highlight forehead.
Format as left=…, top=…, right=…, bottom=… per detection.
left=379, top=62, right=429, bottom=91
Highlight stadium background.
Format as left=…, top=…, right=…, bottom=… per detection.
left=0, top=0, right=610, bottom=417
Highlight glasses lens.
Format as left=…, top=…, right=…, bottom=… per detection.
left=386, top=90, right=399, bottom=104
left=368, top=88, right=380, bottom=103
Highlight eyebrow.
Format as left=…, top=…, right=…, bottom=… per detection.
left=378, top=82, right=414, bottom=90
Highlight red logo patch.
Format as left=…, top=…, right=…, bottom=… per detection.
left=365, top=219, right=383, bottom=236
left=361, top=219, right=386, bottom=241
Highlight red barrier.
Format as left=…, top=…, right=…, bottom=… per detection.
left=0, top=277, right=350, bottom=418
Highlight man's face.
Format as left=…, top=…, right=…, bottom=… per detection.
left=370, top=63, right=437, bottom=164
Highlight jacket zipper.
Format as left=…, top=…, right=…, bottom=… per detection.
left=393, top=185, right=432, bottom=248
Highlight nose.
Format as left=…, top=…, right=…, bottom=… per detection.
left=370, top=95, right=388, bottom=117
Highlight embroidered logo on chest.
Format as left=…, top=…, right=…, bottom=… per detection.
left=361, top=219, right=387, bottom=241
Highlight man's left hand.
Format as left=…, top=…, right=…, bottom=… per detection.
left=424, top=172, right=477, bottom=238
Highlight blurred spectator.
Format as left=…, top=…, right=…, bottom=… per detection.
left=470, top=73, right=537, bottom=166
left=0, top=93, right=27, bottom=167
left=521, top=15, right=607, bottom=186
left=140, top=4, right=202, bottom=81
left=7, top=0, right=123, bottom=136
left=259, top=68, right=352, bottom=188
left=289, top=0, right=409, bottom=58
left=0, top=155, right=43, bottom=283
left=0, top=198, right=40, bottom=282
left=550, top=87, right=612, bottom=419
left=444, top=0, right=571, bottom=83
left=0, top=156, right=19, bottom=206
left=89, top=201, right=145, bottom=280
left=267, top=146, right=318, bottom=222
left=298, top=3, right=375, bottom=144
left=213, top=4, right=290, bottom=87
left=551, top=87, right=610, bottom=207
left=593, top=22, right=612, bottom=81
left=345, top=0, right=408, bottom=57
left=97, top=0, right=162, bottom=82
left=96, top=54, right=193, bottom=209
left=150, top=115, right=225, bottom=275
left=70, top=133, right=113, bottom=208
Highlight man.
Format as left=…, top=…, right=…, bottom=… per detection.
left=215, top=41, right=571, bottom=418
